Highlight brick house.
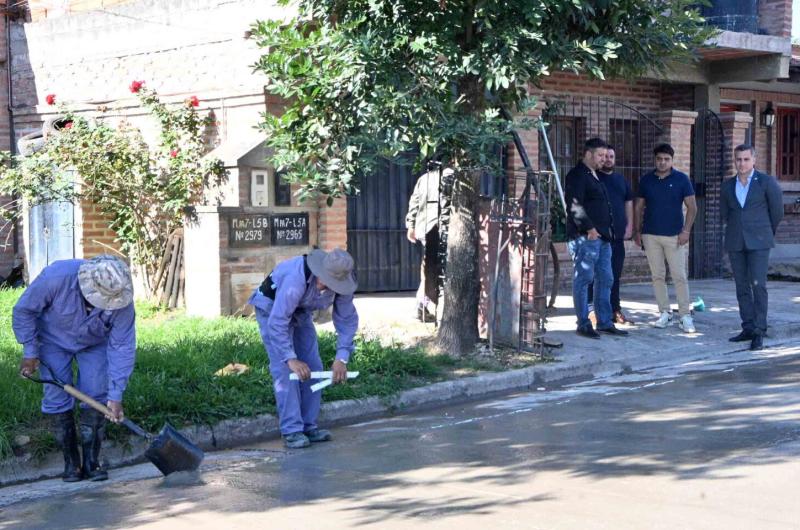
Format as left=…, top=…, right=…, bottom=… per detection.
left=0, top=1, right=797, bottom=328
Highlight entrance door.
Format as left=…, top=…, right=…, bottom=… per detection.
left=778, top=108, right=800, bottom=180
left=347, top=157, right=423, bottom=292
left=689, top=109, right=725, bottom=279
left=28, top=201, right=75, bottom=281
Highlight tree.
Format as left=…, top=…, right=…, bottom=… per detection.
left=251, top=0, right=713, bottom=353
left=0, top=83, right=226, bottom=300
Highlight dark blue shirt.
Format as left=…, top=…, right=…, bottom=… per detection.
left=598, top=170, right=633, bottom=241
left=637, top=169, right=695, bottom=236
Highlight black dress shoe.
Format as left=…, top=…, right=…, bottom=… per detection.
left=597, top=325, right=629, bottom=336
left=749, top=334, right=764, bottom=351
left=729, top=330, right=754, bottom=342
left=576, top=326, right=601, bottom=339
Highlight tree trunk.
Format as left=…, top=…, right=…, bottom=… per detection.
left=437, top=168, right=480, bottom=355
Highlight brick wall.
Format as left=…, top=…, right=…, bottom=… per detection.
left=661, top=84, right=694, bottom=112
left=317, top=197, right=347, bottom=251
left=536, top=72, right=663, bottom=112
left=758, top=0, right=793, bottom=37
left=78, top=199, right=119, bottom=258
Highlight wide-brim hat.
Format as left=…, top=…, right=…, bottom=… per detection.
left=307, top=248, right=358, bottom=296
left=78, top=255, right=134, bottom=310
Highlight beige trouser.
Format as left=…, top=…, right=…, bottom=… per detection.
left=642, top=234, right=691, bottom=316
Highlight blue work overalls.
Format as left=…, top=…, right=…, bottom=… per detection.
left=248, top=256, right=358, bottom=435
left=12, top=260, right=136, bottom=413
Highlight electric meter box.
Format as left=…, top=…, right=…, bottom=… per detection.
left=251, top=170, right=271, bottom=206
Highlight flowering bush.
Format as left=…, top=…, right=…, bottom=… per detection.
left=0, top=84, right=227, bottom=299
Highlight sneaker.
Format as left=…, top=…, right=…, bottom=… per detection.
left=304, top=428, right=332, bottom=443
left=679, top=314, right=696, bottom=333
left=283, top=432, right=311, bottom=449
left=652, top=311, right=672, bottom=329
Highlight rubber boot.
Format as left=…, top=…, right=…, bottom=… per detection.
left=49, top=411, right=82, bottom=482
left=79, top=408, right=108, bottom=481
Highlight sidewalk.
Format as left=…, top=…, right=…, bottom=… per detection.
left=2, top=279, right=799, bottom=486
left=544, top=278, right=800, bottom=373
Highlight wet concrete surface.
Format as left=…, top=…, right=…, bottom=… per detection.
left=2, top=344, right=800, bottom=529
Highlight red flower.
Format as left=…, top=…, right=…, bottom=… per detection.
left=64, top=122, right=73, bottom=129
left=170, top=149, right=178, bottom=158
left=129, top=80, right=144, bottom=93
left=45, top=94, right=56, bottom=105
left=187, top=96, right=199, bottom=107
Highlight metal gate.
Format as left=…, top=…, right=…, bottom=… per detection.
left=690, top=108, right=726, bottom=278
left=28, top=201, right=75, bottom=281
left=538, top=97, right=663, bottom=241
left=347, top=157, right=423, bottom=292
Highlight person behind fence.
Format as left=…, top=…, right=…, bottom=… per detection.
left=565, top=137, right=629, bottom=340
left=634, top=143, right=697, bottom=333
left=406, top=165, right=453, bottom=321
left=721, top=144, right=784, bottom=351
left=249, top=248, right=359, bottom=449
left=14, top=255, right=135, bottom=482
left=588, top=144, right=635, bottom=326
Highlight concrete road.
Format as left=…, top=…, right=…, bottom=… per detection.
left=2, top=344, right=800, bottom=530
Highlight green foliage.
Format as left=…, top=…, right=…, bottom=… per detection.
left=252, top=0, right=713, bottom=199
left=0, top=85, right=227, bottom=295
left=0, top=288, right=444, bottom=460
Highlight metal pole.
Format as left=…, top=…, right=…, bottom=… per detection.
left=538, top=121, right=567, bottom=218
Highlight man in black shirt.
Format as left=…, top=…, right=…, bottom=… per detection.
left=565, top=138, right=628, bottom=339
left=588, top=145, right=634, bottom=325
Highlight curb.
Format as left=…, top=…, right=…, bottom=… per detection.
left=2, top=326, right=799, bottom=487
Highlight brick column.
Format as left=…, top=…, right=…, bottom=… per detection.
left=758, top=0, right=793, bottom=38
left=656, top=110, right=698, bottom=174
left=719, top=112, right=754, bottom=177
left=317, top=196, right=347, bottom=250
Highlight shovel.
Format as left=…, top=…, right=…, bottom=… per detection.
left=24, top=359, right=204, bottom=476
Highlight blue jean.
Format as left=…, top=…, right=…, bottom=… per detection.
left=568, top=237, right=613, bottom=329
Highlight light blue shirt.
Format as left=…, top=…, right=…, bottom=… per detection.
left=735, top=169, right=755, bottom=208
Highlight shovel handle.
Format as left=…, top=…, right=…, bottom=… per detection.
left=62, top=384, right=116, bottom=420
left=62, top=384, right=152, bottom=440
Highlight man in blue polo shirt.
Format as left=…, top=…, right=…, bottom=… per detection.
left=588, top=145, right=634, bottom=325
left=634, top=143, right=697, bottom=333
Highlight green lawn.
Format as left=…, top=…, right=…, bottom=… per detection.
left=0, top=288, right=449, bottom=460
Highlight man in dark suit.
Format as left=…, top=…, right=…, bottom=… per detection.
left=721, top=144, right=784, bottom=351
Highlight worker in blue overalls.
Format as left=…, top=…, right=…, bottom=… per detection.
left=14, top=255, right=136, bottom=482
left=249, top=248, right=359, bottom=449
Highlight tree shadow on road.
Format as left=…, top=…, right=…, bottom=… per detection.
left=2, top=352, right=799, bottom=528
